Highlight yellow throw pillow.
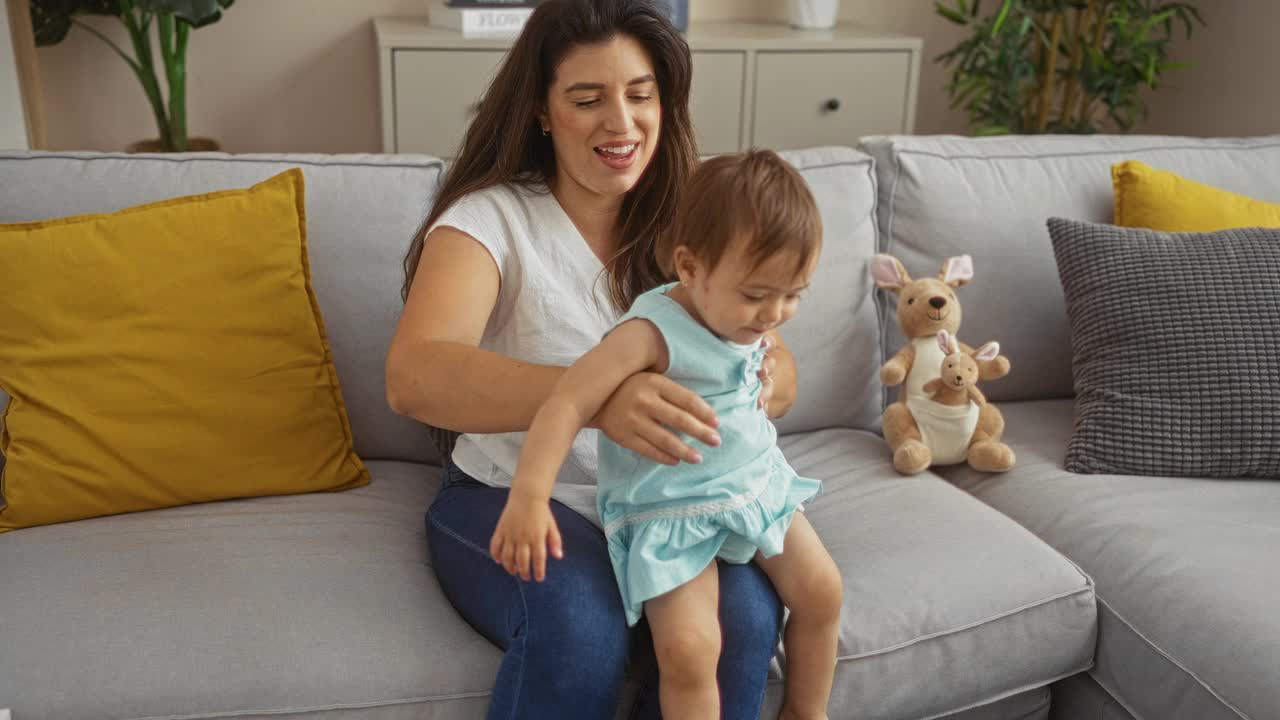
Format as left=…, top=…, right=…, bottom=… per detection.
left=0, top=169, right=369, bottom=532
left=1112, top=159, right=1280, bottom=231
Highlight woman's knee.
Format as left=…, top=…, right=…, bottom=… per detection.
left=538, top=598, right=631, bottom=668
left=719, top=563, right=783, bottom=648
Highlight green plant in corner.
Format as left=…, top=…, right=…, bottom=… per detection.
left=934, top=0, right=1204, bottom=135
left=30, top=0, right=234, bottom=151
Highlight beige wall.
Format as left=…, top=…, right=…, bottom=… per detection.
left=1, top=0, right=29, bottom=149
left=33, top=0, right=1276, bottom=153
left=1139, top=0, right=1280, bottom=137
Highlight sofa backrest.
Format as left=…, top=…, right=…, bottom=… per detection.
left=860, top=134, right=1280, bottom=402
left=0, top=147, right=886, bottom=470
left=772, top=147, right=883, bottom=435
left=0, top=151, right=445, bottom=465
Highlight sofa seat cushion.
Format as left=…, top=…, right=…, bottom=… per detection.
left=0, top=460, right=501, bottom=720
left=942, top=400, right=1280, bottom=720
left=0, top=444, right=1083, bottom=720
left=776, top=428, right=1095, bottom=720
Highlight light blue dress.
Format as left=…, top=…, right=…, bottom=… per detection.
left=597, top=283, right=823, bottom=626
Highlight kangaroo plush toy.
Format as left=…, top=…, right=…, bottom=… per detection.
left=870, top=254, right=1016, bottom=475
left=925, top=330, right=999, bottom=409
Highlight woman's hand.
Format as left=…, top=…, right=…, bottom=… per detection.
left=592, top=371, right=721, bottom=466
left=490, top=495, right=563, bottom=582
left=757, top=336, right=776, bottom=414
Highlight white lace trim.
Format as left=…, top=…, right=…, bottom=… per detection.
left=603, top=476, right=770, bottom=537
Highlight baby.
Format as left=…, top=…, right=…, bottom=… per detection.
left=490, top=149, right=842, bottom=720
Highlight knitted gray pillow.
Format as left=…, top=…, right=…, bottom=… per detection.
left=1047, top=217, right=1280, bottom=478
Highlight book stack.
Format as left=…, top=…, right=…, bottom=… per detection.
left=430, top=0, right=542, bottom=38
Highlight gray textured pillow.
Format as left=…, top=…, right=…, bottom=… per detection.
left=1047, top=217, right=1280, bottom=478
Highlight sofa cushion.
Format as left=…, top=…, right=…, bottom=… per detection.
left=1112, top=159, right=1280, bottom=232
left=777, top=428, right=1095, bottom=720
left=0, top=151, right=444, bottom=466
left=1050, top=672, right=1137, bottom=720
left=0, top=447, right=1080, bottom=720
left=860, top=134, right=1280, bottom=403
left=0, top=460, right=493, bottom=720
left=0, top=169, right=370, bottom=532
left=1047, top=217, right=1280, bottom=479
left=943, top=400, right=1280, bottom=720
left=773, top=147, right=882, bottom=434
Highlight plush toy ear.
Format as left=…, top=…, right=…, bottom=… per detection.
left=870, top=254, right=912, bottom=293
left=936, top=330, right=952, bottom=355
left=973, top=341, right=1001, bottom=362
left=938, top=255, right=974, bottom=287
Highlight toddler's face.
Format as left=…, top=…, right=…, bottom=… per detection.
left=681, top=239, right=815, bottom=346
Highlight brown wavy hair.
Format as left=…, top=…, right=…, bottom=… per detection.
left=657, top=149, right=823, bottom=280
left=400, top=0, right=697, bottom=311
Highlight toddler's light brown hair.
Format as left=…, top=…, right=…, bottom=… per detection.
left=657, top=149, right=823, bottom=280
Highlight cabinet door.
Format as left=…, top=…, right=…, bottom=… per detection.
left=393, top=49, right=507, bottom=157
left=689, top=51, right=745, bottom=155
left=751, top=51, right=911, bottom=150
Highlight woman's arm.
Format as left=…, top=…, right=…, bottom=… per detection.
left=386, top=227, right=560, bottom=433
left=761, top=331, right=799, bottom=419
left=386, top=226, right=719, bottom=461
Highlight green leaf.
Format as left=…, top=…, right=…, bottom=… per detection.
left=936, top=2, right=969, bottom=24
left=932, top=0, right=1203, bottom=135
left=29, top=0, right=119, bottom=45
left=991, top=0, right=1014, bottom=36
left=133, top=0, right=233, bottom=27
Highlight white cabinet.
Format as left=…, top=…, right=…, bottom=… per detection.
left=752, top=50, right=913, bottom=149
left=689, top=51, right=747, bottom=155
left=376, top=19, right=921, bottom=158
left=391, top=49, right=506, bottom=159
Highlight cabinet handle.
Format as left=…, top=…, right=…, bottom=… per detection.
left=824, top=98, right=841, bottom=112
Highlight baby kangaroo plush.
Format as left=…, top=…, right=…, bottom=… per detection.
left=925, top=330, right=997, bottom=408
left=871, top=254, right=1015, bottom=475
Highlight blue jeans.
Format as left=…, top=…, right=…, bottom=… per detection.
left=426, top=462, right=783, bottom=720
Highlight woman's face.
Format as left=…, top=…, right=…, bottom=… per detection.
left=542, top=34, right=662, bottom=200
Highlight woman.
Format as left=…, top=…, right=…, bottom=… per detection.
left=386, top=1, right=801, bottom=717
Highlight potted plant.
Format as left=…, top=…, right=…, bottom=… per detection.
left=30, top=0, right=234, bottom=152
left=934, top=0, right=1204, bottom=135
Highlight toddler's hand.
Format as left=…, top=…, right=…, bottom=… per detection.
left=490, top=496, right=563, bottom=582
left=758, top=336, right=776, bottom=414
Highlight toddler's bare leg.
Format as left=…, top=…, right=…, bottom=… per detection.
left=755, top=512, right=842, bottom=720
left=644, top=561, right=722, bottom=720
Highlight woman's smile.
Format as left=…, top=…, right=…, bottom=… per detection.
left=594, top=140, right=640, bottom=169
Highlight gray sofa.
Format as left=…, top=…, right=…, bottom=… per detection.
left=0, top=134, right=1276, bottom=720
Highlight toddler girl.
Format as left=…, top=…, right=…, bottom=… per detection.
left=489, top=149, right=842, bottom=720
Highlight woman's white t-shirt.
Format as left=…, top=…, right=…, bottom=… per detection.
left=427, top=182, right=621, bottom=526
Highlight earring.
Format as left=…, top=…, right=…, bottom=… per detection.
left=541, top=126, right=549, bottom=136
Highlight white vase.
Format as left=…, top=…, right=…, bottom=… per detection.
left=787, top=0, right=839, bottom=30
